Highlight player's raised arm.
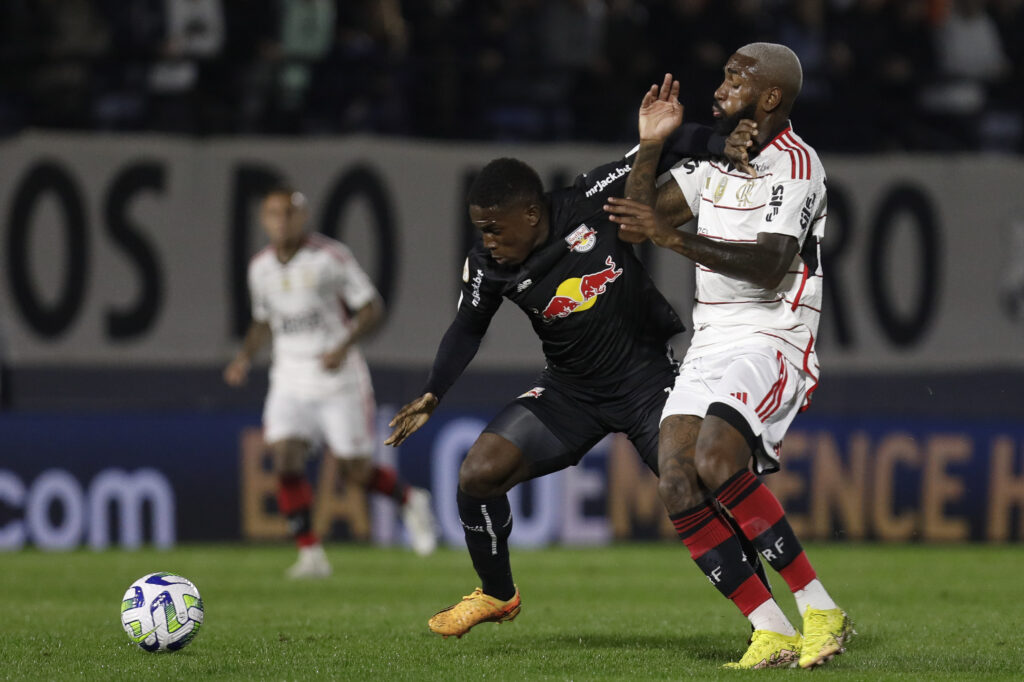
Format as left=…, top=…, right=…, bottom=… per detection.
left=624, top=73, right=683, bottom=208
left=606, top=75, right=693, bottom=245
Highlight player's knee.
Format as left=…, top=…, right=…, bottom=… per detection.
left=657, top=456, right=702, bottom=512
left=270, top=440, right=308, bottom=475
left=458, top=437, right=521, bottom=498
left=458, top=459, right=500, bottom=498
left=458, top=454, right=501, bottom=499
left=696, top=414, right=754, bottom=489
left=694, top=443, right=741, bottom=491
left=339, top=456, right=372, bottom=485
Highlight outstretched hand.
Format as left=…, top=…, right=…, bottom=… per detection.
left=604, top=197, right=677, bottom=248
left=638, top=73, right=683, bottom=142
left=384, top=393, right=439, bottom=446
left=725, top=119, right=758, bottom=176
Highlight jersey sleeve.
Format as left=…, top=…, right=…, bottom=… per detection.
left=568, top=125, right=724, bottom=216
left=248, top=261, right=269, bottom=322
left=760, top=174, right=824, bottom=243
left=657, top=123, right=727, bottom=169
left=329, top=243, right=379, bottom=311
left=422, top=252, right=504, bottom=400
left=570, top=158, right=634, bottom=215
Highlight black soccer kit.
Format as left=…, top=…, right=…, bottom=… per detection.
left=425, top=156, right=685, bottom=476
left=423, top=131, right=774, bottom=601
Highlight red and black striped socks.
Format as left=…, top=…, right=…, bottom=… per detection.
left=367, top=465, right=410, bottom=505
left=277, top=473, right=318, bottom=547
left=714, top=470, right=816, bottom=594
left=670, top=502, right=773, bottom=616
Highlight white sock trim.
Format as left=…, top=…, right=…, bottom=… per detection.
left=794, top=578, right=838, bottom=613
left=748, top=599, right=797, bottom=636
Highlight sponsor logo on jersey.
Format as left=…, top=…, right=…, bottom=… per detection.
left=516, top=278, right=533, bottom=293
left=540, top=256, right=623, bottom=320
left=765, top=184, right=785, bottom=222
left=279, top=309, right=324, bottom=334
left=584, top=164, right=631, bottom=198
left=470, top=269, right=483, bottom=307
left=518, top=387, right=545, bottom=399
left=799, top=194, right=816, bottom=230
left=565, top=224, right=597, bottom=253
left=462, top=258, right=469, bottom=283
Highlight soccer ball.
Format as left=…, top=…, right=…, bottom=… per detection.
left=119, top=572, right=205, bottom=652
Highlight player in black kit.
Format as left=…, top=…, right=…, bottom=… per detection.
left=386, top=121, right=767, bottom=638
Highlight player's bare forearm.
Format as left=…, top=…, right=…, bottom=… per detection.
left=224, top=320, right=270, bottom=386
left=605, top=191, right=692, bottom=246
left=323, top=297, right=384, bottom=368
left=624, top=140, right=664, bottom=207
left=607, top=194, right=796, bottom=286
left=239, top=321, right=271, bottom=360
left=661, top=232, right=797, bottom=289
left=626, top=74, right=681, bottom=206
left=345, top=297, right=384, bottom=348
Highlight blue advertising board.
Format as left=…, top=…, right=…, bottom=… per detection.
left=2, top=410, right=1023, bottom=549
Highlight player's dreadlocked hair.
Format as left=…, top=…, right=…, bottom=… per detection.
left=467, top=158, right=544, bottom=209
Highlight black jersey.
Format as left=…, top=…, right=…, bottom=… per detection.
left=424, top=157, right=685, bottom=398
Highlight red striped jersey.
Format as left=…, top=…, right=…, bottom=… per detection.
left=667, top=124, right=826, bottom=382
left=248, top=232, right=378, bottom=397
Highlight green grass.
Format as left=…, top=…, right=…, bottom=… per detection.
left=1, top=543, right=1021, bottom=680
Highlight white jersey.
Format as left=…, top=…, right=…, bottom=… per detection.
left=668, top=124, right=826, bottom=391
left=248, top=233, right=378, bottom=398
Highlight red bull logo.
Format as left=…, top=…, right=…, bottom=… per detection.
left=565, top=224, right=597, bottom=253
left=541, top=256, right=623, bottom=320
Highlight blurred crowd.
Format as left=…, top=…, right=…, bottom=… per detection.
left=0, top=0, right=1021, bottom=152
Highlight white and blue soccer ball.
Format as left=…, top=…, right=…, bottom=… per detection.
left=120, top=572, right=205, bottom=652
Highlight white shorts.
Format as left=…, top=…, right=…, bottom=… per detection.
left=262, top=373, right=376, bottom=458
left=661, top=345, right=811, bottom=474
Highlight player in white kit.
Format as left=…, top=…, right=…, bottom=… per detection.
left=605, top=46, right=851, bottom=669
left=225, top=188, right=437, bottom=578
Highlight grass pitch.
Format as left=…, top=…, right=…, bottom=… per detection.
left=1, top=543, right=1020, bottom=680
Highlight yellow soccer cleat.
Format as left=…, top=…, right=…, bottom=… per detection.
left=722, top=629, right=802, bottom=669
left=428, top=587, right=521, bottom=638
left=799, top=607, right=853, bottom=669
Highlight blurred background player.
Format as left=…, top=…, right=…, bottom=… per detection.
left=606, top=48, right=849, bottom=669
left=385, top=126, right=772, bottom=639
left=225, top=187, right=437, bottom=577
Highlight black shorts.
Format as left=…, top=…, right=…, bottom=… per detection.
left=483, top=358, right=677, bottom=480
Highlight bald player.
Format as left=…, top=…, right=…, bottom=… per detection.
left=605, top=44, right=852, bottom=669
